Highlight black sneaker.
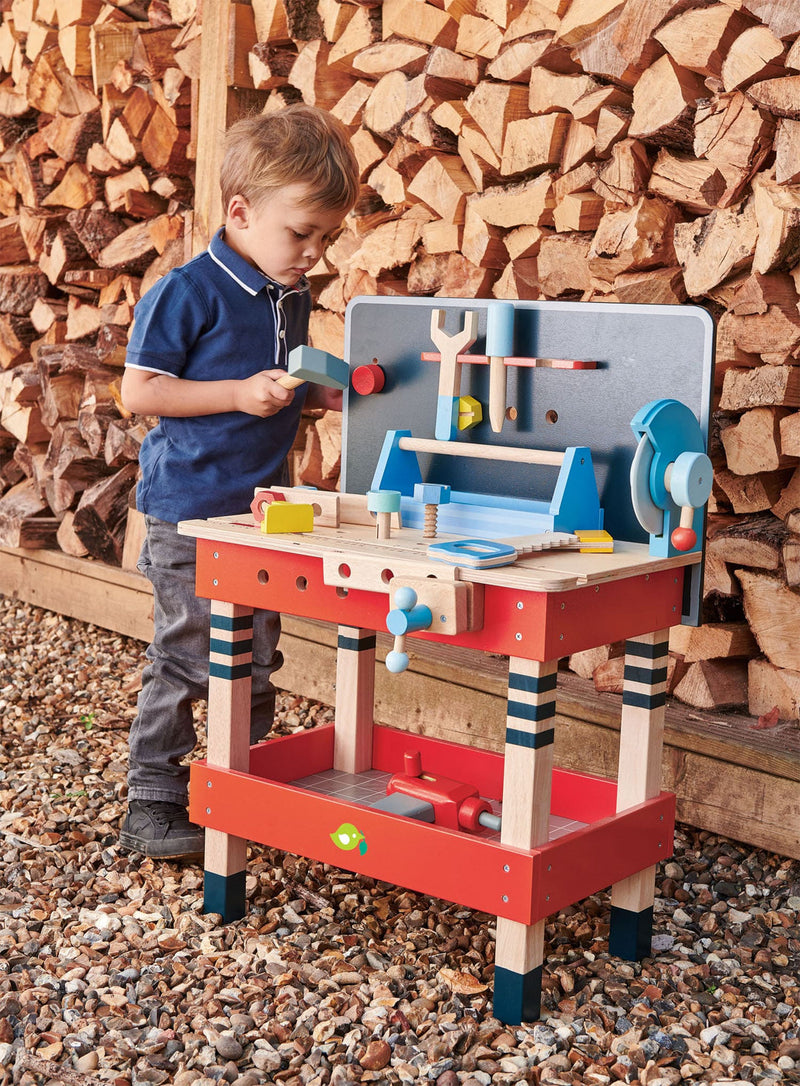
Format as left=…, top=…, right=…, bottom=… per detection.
left=119, top=800, right=205, bottom=860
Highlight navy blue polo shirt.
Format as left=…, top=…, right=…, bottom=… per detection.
left=126, top=228, right=311, bottom=522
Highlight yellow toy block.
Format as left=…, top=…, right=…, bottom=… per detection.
left=457, top=395, right=482, bottom=430
left=575, top=528, right=614, bottom=552
left=261, top=502, right=314, bottom=534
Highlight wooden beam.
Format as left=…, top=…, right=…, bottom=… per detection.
left=192, top=0, right=267, bottom=254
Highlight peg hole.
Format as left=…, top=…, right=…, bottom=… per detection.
left=338, top=563, right=351, bottom=578
left=296, top=576, right=308, bottom=591
left=381, top=568, right=394, bottom=584
left=257, top=570, right=269, bottom=584
left=546, top=409, right=558, bottom=424
left=335, top=587, right=349, bottom=598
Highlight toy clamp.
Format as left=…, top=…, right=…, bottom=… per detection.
left=630, top=399, right=712, bottom=556
left=385, top=586, right=432, bottom=673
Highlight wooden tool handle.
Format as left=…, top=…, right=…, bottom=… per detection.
left=276, top=373, right=305, bottom=389
left=398, top=436, right=565, bottom=467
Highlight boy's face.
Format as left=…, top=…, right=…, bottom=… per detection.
left=225, top=183, right=346, bottom=287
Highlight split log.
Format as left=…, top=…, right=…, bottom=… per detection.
left=693, top=92, right=774, bottom=207
left=406, top=154, right=476, bottom=224
left=775, top=117, right=800, bottom=183
left=737, top=568, right=800, bottom=671
left=0, top=477, right=59, bottom=549
left=669, top=620, right=759, bottom=661
left=772, top=466, right=800, bottom=521
left=752, top=172, right=800, bottom=274
left=629, top=54, right=706, bottom=151
left=72, top=460, right=138, bottom=565
left=708, top=512, right=789, bottom=571
left=466, top=174, right=555, bottom=228
left=592, top=137, right=651, bottom=204
left=500, top=113, right=570, bottom=175
left=568, top=641, right=624, bottom=680
left=747, top=74, right=800, bottom=117
left=720, top=407, right=794, bottom=475
left=672, top=659, right=749, bottom=710
left=56, top=509, right=90, bottom=557
left=720, top=366, right=800, bottom=411
left=722, top=25, right=786, bottom=91
left=587, top=195, right=679, bottom=280
left=654, top=4, right=750, bottom=79
left=714, top=466, right=794, bottom=514
left=673, top=197, right=759, bottom=297
left=748, top=658, right=800, bottom=721
left=782, top=533, right=800, bottom=588
left=648, top=150, right=726, bottom=213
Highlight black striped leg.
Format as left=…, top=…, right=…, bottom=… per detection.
left=204, top=602, right=253, bottom=921
left=494, top=658, right=557, bottom=1025
left=609, top=631, right=669, bottom=960
left=334, top=627, right=376, bottom=773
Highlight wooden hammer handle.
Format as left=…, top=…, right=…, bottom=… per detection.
left=276, top=373, right=305, bottom=389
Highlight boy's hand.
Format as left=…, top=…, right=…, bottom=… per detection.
left=236, top=370, right=296, bottom=416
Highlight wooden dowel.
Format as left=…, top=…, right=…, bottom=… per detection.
left=398, top=436, right=565, bottom=467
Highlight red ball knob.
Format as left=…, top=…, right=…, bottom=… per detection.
left=671, top=526, right=696, bottom=551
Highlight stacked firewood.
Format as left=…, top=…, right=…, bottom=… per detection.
left=0, top=0, right=201, bottom=562
left=250, top=0, right=800, bottom=720
left=4, top=0, right=800, bottom=718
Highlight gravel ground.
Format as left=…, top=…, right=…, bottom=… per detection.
left=1, top=594, right=800, bottom=1086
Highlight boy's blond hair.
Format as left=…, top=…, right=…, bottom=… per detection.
left=220, top=104, right=359, bottom=213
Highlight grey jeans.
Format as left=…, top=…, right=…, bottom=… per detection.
left=127, top=515, right=283, bottom=804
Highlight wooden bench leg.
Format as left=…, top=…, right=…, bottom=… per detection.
left=203, top=601, right=253, bottom=921
left=494, top=657, right=557, bottom=1025
left=609, top=630, right=669, bottom=960
left=333, top=626, right=376, bottom=773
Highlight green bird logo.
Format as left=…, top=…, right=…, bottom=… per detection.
left=330, top=822, right=367, bottom=855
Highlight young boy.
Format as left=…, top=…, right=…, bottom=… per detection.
left=119, top=105, right=359, bottom=860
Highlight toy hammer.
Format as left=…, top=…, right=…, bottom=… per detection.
left=276, top=345, right=349, bottom=390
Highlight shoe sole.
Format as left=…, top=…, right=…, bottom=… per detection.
left=119, top=830, right=204, bottom=861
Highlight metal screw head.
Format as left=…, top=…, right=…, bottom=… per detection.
left=515, top=632, right=522, bottom=641
left=213, top=551, right=219, bottom=559
left=502, top=895, right=508, bottom=903
left=516, top=601, right=524, bottom=610
left=503, top=864, right=510, bottom=873
left=213, top=579, right=219, bottom=586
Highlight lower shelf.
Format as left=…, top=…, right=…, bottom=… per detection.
left=189, top=723, right=675, bottom=923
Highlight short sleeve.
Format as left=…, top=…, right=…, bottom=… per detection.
left=125, top=269, right=210, bottom=377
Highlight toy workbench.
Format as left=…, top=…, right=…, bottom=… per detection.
left=179, top=297, right=715, bottom=1025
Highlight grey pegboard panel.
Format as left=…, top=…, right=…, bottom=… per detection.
left=342, top=297, right=715, bottom=624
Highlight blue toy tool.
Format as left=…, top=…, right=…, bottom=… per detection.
left=427, top=539, right=518, bottom=568
left=371, top=430, right=603, bottom=540
left=630, top=399, right=712, bottom=558
left=430, top=309, right=479, bottom=442
left=486, top=302, right=515, bottom=433
left=386, top=586, right=432, bottom=673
